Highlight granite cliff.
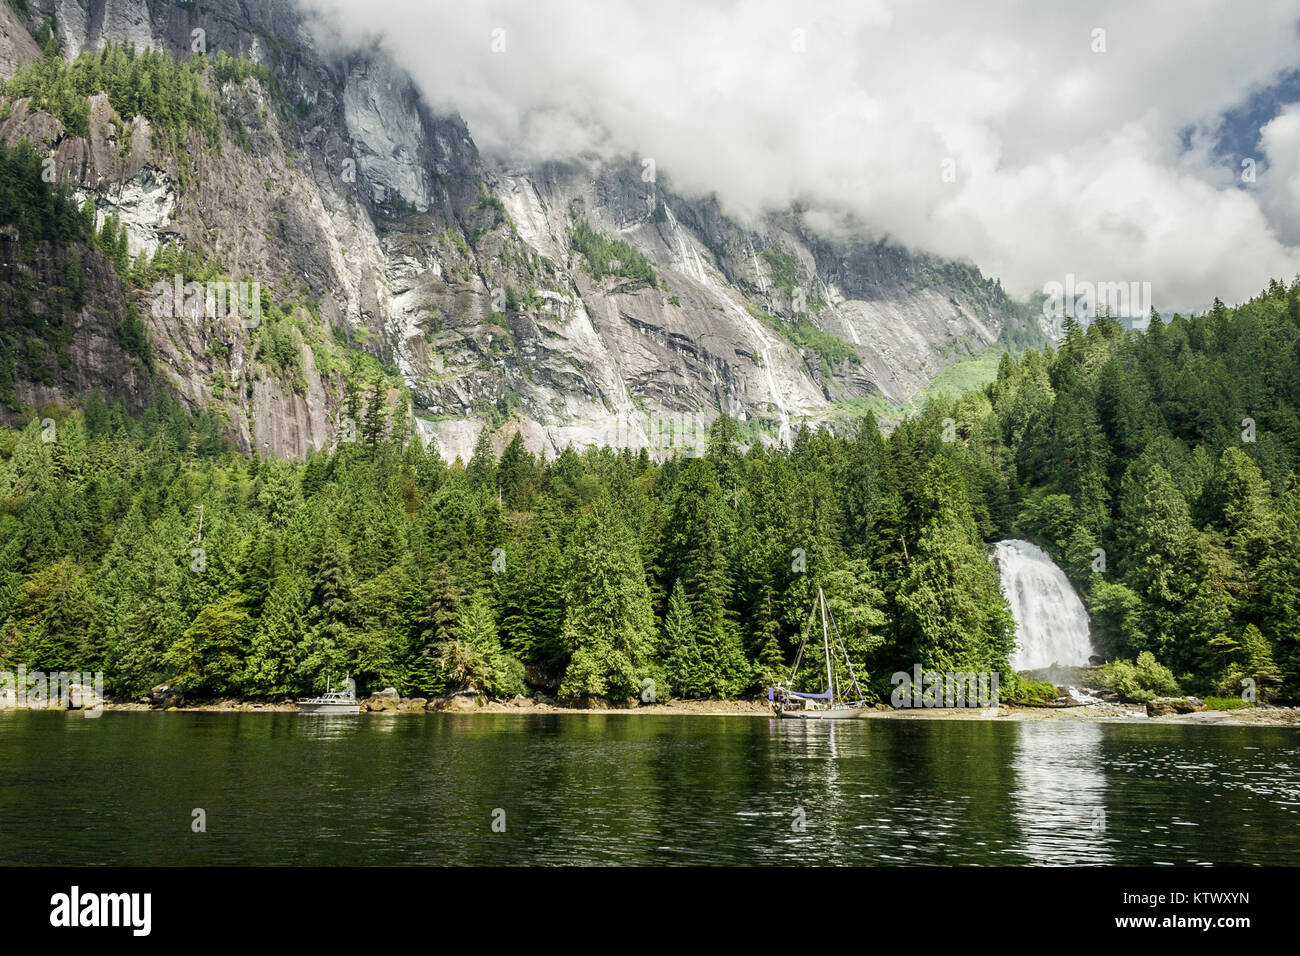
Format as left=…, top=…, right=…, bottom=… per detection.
left=0, top=0, right=1041, bottom=460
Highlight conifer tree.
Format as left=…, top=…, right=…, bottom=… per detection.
left=361, top=378, right=388, bottom=446
left=558, top=498, right=657, bottom=698
left=662, top=578, right=698, bottom=697
left=436, top=590, right=524, bottom=698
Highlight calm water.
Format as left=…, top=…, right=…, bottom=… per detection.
left=1, top=711, right=1298, bottom=865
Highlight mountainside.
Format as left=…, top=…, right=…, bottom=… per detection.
left=0, top=0, right=1040, bottom=460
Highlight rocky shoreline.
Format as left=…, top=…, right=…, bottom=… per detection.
left=872, top=700, right=1300, bottom=725
left=100, top=693, right=776, bottom=717
left=89, top=690, right=1300, bottom=727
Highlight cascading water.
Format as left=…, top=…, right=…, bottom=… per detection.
left=992, top=540, right=1095, bottom=671
left=663, top=204, right=791, bottom=445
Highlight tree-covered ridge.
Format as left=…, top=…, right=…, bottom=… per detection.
left=6, top=42, right=202, bottom=145
left=3, top=282, right=1300, bottom=704
left=0, top=38, right=277, bottom=176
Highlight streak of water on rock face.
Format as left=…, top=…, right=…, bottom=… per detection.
left=993, top=539, right=1094, bottom=671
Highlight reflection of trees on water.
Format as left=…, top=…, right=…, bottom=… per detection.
left=869, top=718, right=1028, bottom=864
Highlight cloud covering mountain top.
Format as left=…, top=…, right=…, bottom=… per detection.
left=303, top=0, right=1300, bottom=313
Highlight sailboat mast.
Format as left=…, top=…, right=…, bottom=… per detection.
left=819, top=588, right=834, bottom=702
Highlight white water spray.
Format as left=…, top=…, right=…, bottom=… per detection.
left=747, top=238, right=766, bottom=294
left=819, top=277, right=860, bottom=345
left=992, top=539, right=1094, bottom=671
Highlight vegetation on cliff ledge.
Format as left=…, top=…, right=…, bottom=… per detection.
left=569, top=220, right=657, bottom=286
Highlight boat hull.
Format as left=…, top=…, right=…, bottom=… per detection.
left=297, top=702, right=361, bottom=715
left=778, top=706, right=868, bottom=720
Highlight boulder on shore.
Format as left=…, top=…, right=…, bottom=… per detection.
left=149, top=683, right=184, bottom=709
left=1146, top=696, right=1207, bottom=717
left=424, top=692, right=484, bottom=712
left=363, top=687, right=401, bottom=712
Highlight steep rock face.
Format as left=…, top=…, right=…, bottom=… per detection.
left=3, top=0, right=1035, bottom=461
left=0, top=4, right=40, bottom=76
left=342, top=56, right=437, bottom=213
left=806, top=238, right=1015, bottom=401
left=56, top=0, right=154, bottom=56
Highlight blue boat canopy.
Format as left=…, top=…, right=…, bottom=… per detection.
left=786, top=688, right=833, bottom=700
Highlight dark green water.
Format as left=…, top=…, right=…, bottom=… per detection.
left=1, top=711, right=1297, bottom=865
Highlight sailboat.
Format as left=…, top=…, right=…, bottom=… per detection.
left=769, top=588, right=870, bottom=719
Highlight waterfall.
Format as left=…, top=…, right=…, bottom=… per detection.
left=992, top=539, right=1095, bottom=671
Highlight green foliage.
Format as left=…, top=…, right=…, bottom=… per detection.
left=1003, top=678, right=1059, bottom=704
left=254, top=314, right=306, bottom=391
left=663, top=458, right=749, bottom=696
left=163, top=592, right=250, bottom=696
left=787, top=317, right=859, bottom=375
left=436, top=591, right=525, bottom=698
left=208, top=49, right=272, bottom=91
left=895, top=457, right=1015, bottom=674
left=0, top=139, right=90, bottom=243
left=114, top=303, right=150, bottom=364
left=2, top=42, right=224, bottom=151
left=760, top=248, right=801, bottom=293
left=473, top=191, right=507, bottom=230
left=1098, top=652, right=1180, bottom=703
left=558, top=498, right=658, bottom=699
left=914, top=346, right=1013, bottom=406
left=661, top=579, right=697, bottom=697
left=569, top=220, right=656, bottom=285
left=0, top=338, right=18, bottom=412
left=1204, top=695, right=1252, bottom=710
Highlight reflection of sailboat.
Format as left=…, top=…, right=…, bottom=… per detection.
left=770, top=588, right=869, bottom=719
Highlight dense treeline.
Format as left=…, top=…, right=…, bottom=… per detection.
left=3, top=284, right=1300, bottom=704
left=1002, top=286, right=1300, bottom=702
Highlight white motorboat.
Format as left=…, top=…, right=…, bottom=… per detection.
left=298, top=677, right=361, bottom=715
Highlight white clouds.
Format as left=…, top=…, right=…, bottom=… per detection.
left=301, top=0, right=1300, bottom=311
left=1261, top=104, right=1300, bottom=245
